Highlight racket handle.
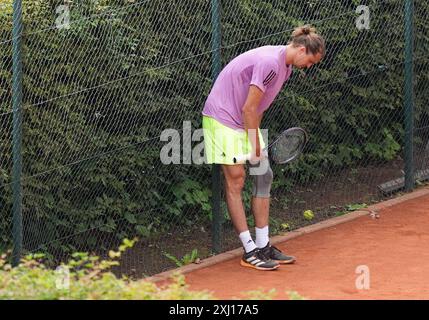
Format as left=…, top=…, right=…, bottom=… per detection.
left=233, top=153, right=251, bottom=164
left=233, top=150, right=268, bottom=164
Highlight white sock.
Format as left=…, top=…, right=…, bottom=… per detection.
left=239, top=230, right=257, bottom=253
left=255, top=225, right=269, bottom=248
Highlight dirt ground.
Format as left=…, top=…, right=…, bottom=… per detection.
left=115, top=158, right=407, bottom=277
left=173, top=193, right=429, bottom=299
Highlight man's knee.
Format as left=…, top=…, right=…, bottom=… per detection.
left=224, top=168, right=246, bottom=193
left=252, top=165, right=273, bottom=198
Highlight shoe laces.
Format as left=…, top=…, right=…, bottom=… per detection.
left=255, top=248, right=270, bottom=261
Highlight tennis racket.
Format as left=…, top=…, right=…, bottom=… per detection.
left=232, top=127, right=308, bottom=164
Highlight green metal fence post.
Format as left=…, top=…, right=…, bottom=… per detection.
left=210, top=0, right=222, bottom=254
left=404, top=0, right=415, bottom=192
left=12, top=0, right=23, bottom=267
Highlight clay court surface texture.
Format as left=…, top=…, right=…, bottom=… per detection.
left=152, top=187, right=429, bottom=300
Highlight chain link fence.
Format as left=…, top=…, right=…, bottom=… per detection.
left=0, top=0, right=428, bottom=277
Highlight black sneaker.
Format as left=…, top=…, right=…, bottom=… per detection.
left=240, top=248, right=279, bottom=271
left=260, top=243, right=296, bottom=264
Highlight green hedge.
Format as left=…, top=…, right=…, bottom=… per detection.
left=0, top=239, right=214, bottom=299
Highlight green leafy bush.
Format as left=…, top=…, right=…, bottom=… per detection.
left=0, top=239, right=213, bottom=300
left=164, top=249, right=200, bottom=267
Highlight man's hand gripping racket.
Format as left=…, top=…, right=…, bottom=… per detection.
left=233, top=127, right=308, bottom=164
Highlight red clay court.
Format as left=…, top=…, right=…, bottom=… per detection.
left=152, top=187, right=429, bottom=299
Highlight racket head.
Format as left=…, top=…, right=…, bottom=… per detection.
left=268, top=127, right=308, bottom=164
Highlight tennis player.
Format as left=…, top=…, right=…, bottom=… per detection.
left=202, top=25, right=325, bottom=270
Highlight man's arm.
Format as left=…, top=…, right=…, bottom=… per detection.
left=258, top=112, right=263, bottom=127
left=242, top=85, right=264, bottom=157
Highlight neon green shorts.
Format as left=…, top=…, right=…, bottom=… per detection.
left=202, top=116, right=266, bottom=165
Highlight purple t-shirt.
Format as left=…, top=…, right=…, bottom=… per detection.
left=202, top=45, right=293, bottom=129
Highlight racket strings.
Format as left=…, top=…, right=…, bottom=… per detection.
left=271, top=131, right=306, bottom=163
